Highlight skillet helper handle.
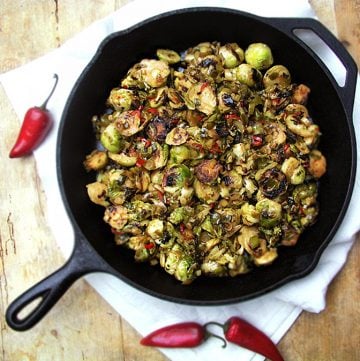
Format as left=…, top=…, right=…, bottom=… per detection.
left=6, top=232, right=107, bottom=331
left=272, top=17, right=358, bottom=119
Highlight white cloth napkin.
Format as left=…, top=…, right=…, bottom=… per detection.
left=2, top=0, right=359, bottom=360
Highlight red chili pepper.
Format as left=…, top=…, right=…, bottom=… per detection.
left=136, top=157, right=146, bottom=167
left=144, top=242, right=155, bottom=250
left=200, top=82, right=209, bottom=92
left=140, top=322, right=226, bottom=348
left=140, top=137, right=152, bottom=148
left=179, top=223, right=186, bottom=234
left=252, top=135, right=263, bottom=147
left=9, top=74, right=59, bottom=158
left=147, top=107, right=159, bottom=115
left=223, top=317, right=284, bottom=361
left=225, top=113, right=241, bottom=120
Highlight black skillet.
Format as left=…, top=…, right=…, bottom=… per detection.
left=6, top=7, right=358, bottom=331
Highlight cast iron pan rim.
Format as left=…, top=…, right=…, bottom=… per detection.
left=56, top=7, right=357, bottom=305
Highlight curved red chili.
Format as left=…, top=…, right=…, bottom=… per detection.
left=140, top=321, right=226, bottom=348
left=223, top=317, right=284, bottom=361
left=9, top=74, right=59, bottom=158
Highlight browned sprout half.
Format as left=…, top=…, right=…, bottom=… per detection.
left=84, top=40, right=326, bottom=284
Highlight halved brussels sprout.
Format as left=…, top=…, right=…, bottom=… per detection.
left=245, top=43, right=274, bottom=70
left=86, top=182, right=109, bottom=207
left=165, top=127, right=188, bottom=145
left=140, top=59, right=170, bottom=88
left=163, top=164, right=193, bottom=188
left=156, top=49, right=181, bottom=64
left=194, top=178, right=220, bottom=203
left=218, top=43, right=245, bottom=68
left=146, top=219, right=165, bottom=239
left=281, top=157, right=306, bottom=185
left=308, top=150, right=327, bottom=178
left=235, top=63, right=262, bottom=88
left=186, top=82, right=217, bottom=115
left=100, top=123, right=125, bottom=153
left=113, top=110, right=144, bottom=137
left=84, top=150, right=108, bottom=171
left=144, top=143, right=169, bottom=170
left=256, top=198, right=282, bottom=228
left=258, top=168, right=288, bottom=199
left=107, top=88, right=138, bottom=111
left=195, top=159, right=222, bottom=184
left=108, top=152, right=137, bottom=167
left=263, top=65, right=291, bottom=88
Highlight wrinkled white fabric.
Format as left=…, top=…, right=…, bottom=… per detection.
left=1, top=1, right=359, bottom=360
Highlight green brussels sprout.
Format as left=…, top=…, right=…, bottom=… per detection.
left=241, top=203, right=260, bottom=225
left=83, top=150, right=108, bottom=171
left=161, top=243, right=197, bottom=284
left=194, top=178, right=220, bottom=204
left=144, top=143, right=169, bottom=170
left=281, top=157, right=306, bottom=185
left=169, top=206, right=194, bottom=225
left=108, top=152, right=137, bottom=167
left=165, top=127, right=189, bottom=145
left=195, top=159, right=222, bottom=184
left=256, top=198, right=282, bottom=228
left=147, top=87, right=167, bottom=108
left=218, top=43, right=245, bottom=68
left=235, top=63, right=263, bottom=88
left=186, top=82, right=217, bottom=115
left=169, top=145, right=191, bottom=164
left=245, top=43, right=274, bottom=70
left=100, top=123, right=124, bottom=153
left=163, top=164, right=193, bottom=188
left=263, top=65, right=291, bottom=88
left=156, top=48, right=181, bottom=64
left=107, top=88, right=137, bottom=111
left=86, top=181, right=109, bottom=207
left=258, top=168, right=288, bottom=199
left=139, top=59, right=170, bottom=88
left=146, top=219, right=165, bottom=239
left=293, top=182, right=318, bottom=206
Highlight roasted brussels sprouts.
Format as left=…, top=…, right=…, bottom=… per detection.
left=156, top=48, right=181, bottom=64
left=245, top=43, right=274, bottom=70
left=218, top=43, right=244, bottom=68
left=100, top=123, right=124, bottom=153
left=256, top=199, right=282, bottom=228
left=263, top=65, right=291, bottom=88
left=236, top=63, right=263, bottom=88
left=85, top=40, right=326, bottom=284
left=84, top=150, right=108, bottom=171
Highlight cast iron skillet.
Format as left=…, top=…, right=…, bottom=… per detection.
left=6, top=7, right=357, bottom=331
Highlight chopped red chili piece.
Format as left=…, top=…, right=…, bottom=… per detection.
left=252, top=135, right=263, bottom=147
left=179, top=223, right=186, bottom=234
left=225, top=113, right=241, bottom=120
left=200, top=82, right=209, bottom=92
left=144, top=242, right=155, bottom=250
left=111, top=228, right=123, bottom=235
left=136, top=157, right=146, bottom=167
left=147, top=107, right=159, bottom=114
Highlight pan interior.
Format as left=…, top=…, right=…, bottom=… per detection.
left=58, top=8, right=354, bottom=304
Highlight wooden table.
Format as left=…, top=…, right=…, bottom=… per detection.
left=1, top=1, right=359, bottom=360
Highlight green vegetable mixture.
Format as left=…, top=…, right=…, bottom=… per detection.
left=84, top=41, right=327, bottom=284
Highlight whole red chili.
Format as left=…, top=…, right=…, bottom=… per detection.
left=140, top=322, right=226, bottom=348
left=223, top=317, right=284, bottom=361
left=9, top=74, right=59, bottom=158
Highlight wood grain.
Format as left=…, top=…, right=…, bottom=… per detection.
left=1, top=1, right=359, bottom=360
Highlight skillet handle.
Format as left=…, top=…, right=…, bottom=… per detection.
left=6, top=231, right=109, bottom=331
left=271, top=17, right=358, bottom=119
